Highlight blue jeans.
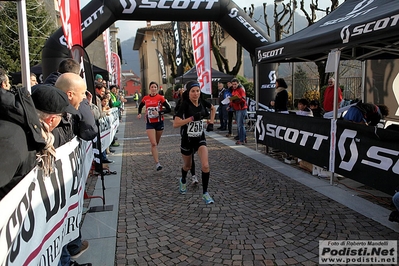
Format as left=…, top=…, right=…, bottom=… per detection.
left=218, top=105, right=228, bottom=129
left=58, top=246, right=70, bottom=266
left=235, top=109, right=247, bottom=142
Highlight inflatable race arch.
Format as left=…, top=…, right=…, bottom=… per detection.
left=42, top=0, right=277, bottom=106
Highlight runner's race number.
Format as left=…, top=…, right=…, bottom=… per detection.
left=187, top=121, right=203, bottom=137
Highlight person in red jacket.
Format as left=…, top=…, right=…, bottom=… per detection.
left=137, top=81, right=171, bottom=171
left=229, top=78, right=248, bottom=145
left=323, top=78, right=343, bottom=112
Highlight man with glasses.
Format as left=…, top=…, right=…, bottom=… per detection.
left=323, top=77, right=343, bottom=112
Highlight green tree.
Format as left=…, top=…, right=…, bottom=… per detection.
left=0, top=1, right=57, bottom=72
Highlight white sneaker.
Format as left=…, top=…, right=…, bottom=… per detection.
left=191, top=175, right=198, bottom=185
left=156, top=162, right=162, bottom=171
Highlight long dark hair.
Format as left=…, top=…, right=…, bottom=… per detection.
left=276, top=78, right=288, bottom=89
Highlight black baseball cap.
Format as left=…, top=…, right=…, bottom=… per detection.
left=31, top=84, right=77, bottom=114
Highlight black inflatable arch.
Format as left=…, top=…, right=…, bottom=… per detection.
left=42, top=0, right=277, bottom=106
left=42, top=0, right=272, bottom=77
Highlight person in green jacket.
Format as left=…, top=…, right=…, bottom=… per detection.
left=133, top=91, right=139, bottom=108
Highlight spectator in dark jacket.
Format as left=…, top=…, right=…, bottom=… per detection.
left=309, top=100, right=325, bottom=118
left=0, top=84, right=77, bottom=200
left=343, top=102, right=389, bottom=126
left=270, top=78, right=289, bottom=114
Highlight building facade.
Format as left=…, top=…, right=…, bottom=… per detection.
left=133, top=22, right=243, bottom=96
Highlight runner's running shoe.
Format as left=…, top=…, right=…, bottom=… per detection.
left=191, top=175, right=198, bottom=185
left=202, top=192, right=214, bottom=204
left=156, top=162, right=162, bottom=171
left=179, top=179, right=187, bottom=194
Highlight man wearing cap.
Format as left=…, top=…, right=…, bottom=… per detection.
left=0, top=84, right=75, bottom=200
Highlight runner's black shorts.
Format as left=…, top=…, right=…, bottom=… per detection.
left=180, top=134, right=207, bottom=156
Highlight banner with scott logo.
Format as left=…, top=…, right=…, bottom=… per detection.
left=172, top=21, right=184, bottom=77
left=255, top=111, right=399, bottom=195
left=155, top=49, right=168, bottom=84
left=0, top=138, right=92, bottom=266
left=334, top=120, right=399, bottom=195
left=255, top=112, right=331, bottom=168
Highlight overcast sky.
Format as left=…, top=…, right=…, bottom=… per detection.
left=80, top=0, right=331, bottom=42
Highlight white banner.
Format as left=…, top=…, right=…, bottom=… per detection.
left=0, top=109, right=119, bottom=266
left=0, top=138, right=90, bottom=266
left=98, top=108, right=119, bottom=153
left=191, top=21, right=212, bottom=95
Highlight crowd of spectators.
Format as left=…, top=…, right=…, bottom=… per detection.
left=0, top=59, right=126, bottom=266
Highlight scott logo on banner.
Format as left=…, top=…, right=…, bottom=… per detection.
left=321, top=0, right=377, bottom=27
left=340, top=13, right=399, bottom=44
left=228, top=8, right=268, bottom=44
left=260, top=71, right=276, bottom=89
left=338, top=129, right=399, bottom=173
left=120, top=0, right=218, bottom=13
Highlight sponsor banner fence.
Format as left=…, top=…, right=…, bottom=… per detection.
left=255, top=111, right=399, bottom=194
left=255, top=111, right=331, bottom=168
left=98, top=107, right=119, bottom=153
left=0, top=110, right=119, bottom=266
left=0, top=138, right=90, bottom=266
left=334, top=120, right=399, bottom=195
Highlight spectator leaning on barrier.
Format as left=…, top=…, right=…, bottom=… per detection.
left=52, top=72, right=98, bottom=147
left=296, top=98, right=313, bottom=117
left=53, top=73, right=95, bottom=266
left=0, top=77, right=45, bottom=199
left=309, top=100, right=325, bottom=118
left=343, top=102, right=389, bottom=126
left=0, top=83, right=77, bottom=200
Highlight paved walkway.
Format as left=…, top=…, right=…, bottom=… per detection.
left=77, top=102, right=399, bottom=266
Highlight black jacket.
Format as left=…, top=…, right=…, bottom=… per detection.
left=0, top=121, right=37, bottom=199
left=354, top=102, right=382, bottom=126
left=52, top=98, right=98, bottom=148
left=0, top=86, right=46, bottom=151
left=0, top=86, right=46, bottom=200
